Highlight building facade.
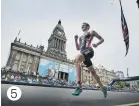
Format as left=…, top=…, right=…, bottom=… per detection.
left=6, top=20, right=75, bottom=82
left=5, top=20, right=118, bottom=84
left=81, top=64, right=117, bottom=86
left=115, top=71, right=124, bottom=78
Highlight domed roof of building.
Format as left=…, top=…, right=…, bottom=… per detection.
left=54, top=20, right=64, bottom=33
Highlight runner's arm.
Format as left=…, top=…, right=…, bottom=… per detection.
left=91, top=30, right=104, bottom=46
left=75, top=39, right=80, bottom=50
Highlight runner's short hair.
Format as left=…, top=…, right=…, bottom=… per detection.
left=83, top=22, right=90, bottom=29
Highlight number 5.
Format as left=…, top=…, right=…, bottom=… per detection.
left=11, top=89, right=17, bottom=98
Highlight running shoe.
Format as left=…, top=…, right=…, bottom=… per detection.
left=72, top=87, right=82, bottom=96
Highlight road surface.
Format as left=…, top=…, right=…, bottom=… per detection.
left=1, top=84, right=139, bottom=106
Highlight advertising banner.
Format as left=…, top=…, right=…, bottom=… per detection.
left=59, top=64, right=69, bottom=73
left=38, top=59, right=76, bottom=81
left=68, top=67, right=76, bottom=82
left=38, top=59, right=58, bottom=77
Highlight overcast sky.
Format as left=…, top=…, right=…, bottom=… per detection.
left=1, top=0, right=139, bottom=76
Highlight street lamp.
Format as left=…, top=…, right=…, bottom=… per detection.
left=127, top=68, right=129, bottom=77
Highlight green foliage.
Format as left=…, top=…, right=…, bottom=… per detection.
left=114, top=81, right=128, bottom=88
left=134, top=85, right=138, bottom=89
left=137, top=81, right=139, bottom=86
left=125, top=82, right=130, bottom=87
left=114, top=84, right=121, bottom=88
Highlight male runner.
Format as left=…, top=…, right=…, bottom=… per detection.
left=72, top=22, right=107, bottom=98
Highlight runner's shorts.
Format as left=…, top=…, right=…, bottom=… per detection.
left=81, top=47, right=94, bottom=67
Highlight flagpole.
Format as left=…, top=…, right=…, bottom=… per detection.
left=119, top=0, right=122, bottom=7
left=119, top=0, right=123, bottom=10
left=17, top=30, right=21, bottom=37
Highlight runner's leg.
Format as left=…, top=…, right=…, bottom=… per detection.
left=87, top=65, right=108, bottom=98
left=74, top=53, right=85, bottom=87
left=72, top=53, right=85, bottom=96
left=83, top=48, right=108, bottom=98
left=87, top=66, right=103, bottom=88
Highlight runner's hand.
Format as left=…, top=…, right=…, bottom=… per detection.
left=92, top=44, right=98, bottom=48
left=74, top=35, right=78, bottom=41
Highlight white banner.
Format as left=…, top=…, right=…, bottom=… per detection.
left=59, top=64, right=69, bottom=73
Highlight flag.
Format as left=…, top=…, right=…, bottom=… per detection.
left=137, top=0, right=139, bottom=8
left=119, top=0, right=129, bottom=56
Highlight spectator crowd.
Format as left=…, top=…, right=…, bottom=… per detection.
left=1, top=68, right=93, bottom=89
left=1, top=68, right=139, bottom=93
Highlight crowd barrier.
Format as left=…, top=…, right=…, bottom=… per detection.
left=1, top=69, right=96, bottom=90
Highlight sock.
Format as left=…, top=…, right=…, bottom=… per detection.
left=77, top=81, right=82, bottom=88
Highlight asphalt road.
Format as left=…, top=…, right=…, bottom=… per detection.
left=1, top=84, right=139, bottom=106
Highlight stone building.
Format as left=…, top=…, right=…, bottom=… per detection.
left=46, top=20, right=67, bottom=60
left=81, top=66, right=92, bottom=84
left=5, top=20, right=118, bottom=83
left=6, top=20, right=74, bottom=81
left=97, top=65, right=117, bottom=85
left=115, top=71, right=124, bottom=78
left=81, top=64, right=117, bottom=85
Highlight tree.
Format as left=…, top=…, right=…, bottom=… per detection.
left=125, top=82, right=130, bottom=87
left=114, top=81, right=126, bottom=88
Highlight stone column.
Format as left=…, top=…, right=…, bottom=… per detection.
left=64, top=41, right=66, bottom=51
left=55, top=38, right=56, bottom=48
left=59, top=40, right=61, bottom=50
left=54, top=38, right=56, bottom=48
left=57, top=39, right=59, bottom=50
left=56, top=38, right=58, bottom=49
left=63, top=41, right=65, bottom=51
left=50, top=39, right=52, bottom=48
left=59, top=39, right=61, bottom=50
left=25, top=54, right=30, bottom=72
left=31, top=56, right=35, bottom=73
left=59, top=72, right=61, bottom=79
left=63, top=42, right=65, bottom=51
left=58, top=39, right=60, bottom=50
left=60, top=40, right=62, bottom=50
left=18, top=52, right=24, bottom=71
left=34, top=57, right=38, bottom=74
left=61, top=41, right=64, bottom=51
left=55, top=38, right=57, bottom=48
left=63, top=73, right=65, bottom=80
left=9, top=51, right=17, bottom=68
left=6, top=50, right=13, bottom=67
left=52, top=38, right=55, bottom=48
left=51, top=39, right=53, bottom=48
left=61, top=41, right=62, bottom=51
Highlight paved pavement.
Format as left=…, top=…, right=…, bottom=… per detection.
left=1, top=84, right=139, bottom=106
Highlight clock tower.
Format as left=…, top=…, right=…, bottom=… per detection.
left=46, top=20, right=67, bottom=61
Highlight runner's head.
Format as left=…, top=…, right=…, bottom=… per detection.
left=82, top=22, right=90, bottom=32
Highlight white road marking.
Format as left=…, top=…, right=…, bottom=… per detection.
left=115, top=102, right=139, bottom=106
